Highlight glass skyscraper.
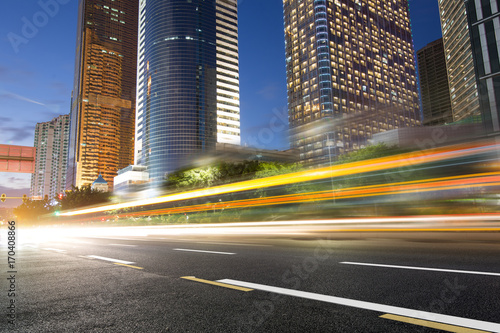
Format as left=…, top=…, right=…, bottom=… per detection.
left=67, top=0, right=138, bottom=190
left=135, top=0, right=240, bottom=184
left=283, top=0, right=420, bottom=166
left=466, top=0, right=500, bottom=132
left=438, top=0, right=481, bottom=122
left=417, top=38, right=453, bottom=125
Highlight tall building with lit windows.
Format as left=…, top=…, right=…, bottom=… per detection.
left=283, top=0, right=420, bottom=166
left=67, top=0, right=138, bottom=190
left=438, top=0, right=480, bottom=122
left=31, top=115, right=70, bottom=200
left=417, top=38, right=453, bottom=125
left=135, top=0, right=240, bottom=184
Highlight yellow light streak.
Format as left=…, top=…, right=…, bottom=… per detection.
left=114, top=172, right=500, bottom=219
left=59, top=141, right=500, bottom=217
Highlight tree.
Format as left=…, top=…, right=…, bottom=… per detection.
left=164, top=160, right=303, bottom=191
left=56, top=185, right=111, bottom=211
left=253, top=162, right=303, bottom=179
left=335, top=143, right=403, bottom=164
left=13, top=197, right=54, bottom=223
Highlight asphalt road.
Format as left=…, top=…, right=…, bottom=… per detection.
left=1, top=225, right=500, bottom=332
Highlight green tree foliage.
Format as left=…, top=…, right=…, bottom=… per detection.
left=254, top=162, right=303, bottom=179
left=218, top=160, right=261, bottom=181
left=164, top=160, right=306, bottom=202
left=165, top=160, right=266, bottom=190
left=13, top=197, right=54, bottom=223
left=57, top=185, right=111, bottom=210
left=335, top=143, right=403, bottom=164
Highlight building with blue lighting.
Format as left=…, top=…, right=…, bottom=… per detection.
left=135, top=0, right=240, bottom=185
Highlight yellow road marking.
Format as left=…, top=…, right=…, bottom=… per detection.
left=181, top=276, right=253, bottom=292
left=380, top=314, right=492, bottom=333
left=113, top=263, right=144, bottom=270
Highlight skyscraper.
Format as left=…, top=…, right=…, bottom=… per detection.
left=283, top=0, right=420, bottom=166
left=31, top=115, right=70, bottom=199
left=67, top=0, right=138, bottom=190
left=438, top=0, right=480, bottom=122
left=135, top=0, right=240, bottom=184
left=417, top=38, right=453, bottom=125
left=466, top=0, right=500, bottom=132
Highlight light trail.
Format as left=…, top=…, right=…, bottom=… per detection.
left=56, top=140, right=500, bottom=220
left=109, top=172, right=500, bottom=219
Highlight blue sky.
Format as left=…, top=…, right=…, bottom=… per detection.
left=0, top=0, right=442, bottom=206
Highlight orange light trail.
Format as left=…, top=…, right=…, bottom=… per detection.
left=58, top=141, right=500, bottom=217
left=111, top=172, right=500, bottom=219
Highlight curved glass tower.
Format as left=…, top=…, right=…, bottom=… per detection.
left=135, top=0, right=240, bottom=184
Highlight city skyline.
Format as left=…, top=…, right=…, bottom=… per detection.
left=0, top=0, right=442, bottom=205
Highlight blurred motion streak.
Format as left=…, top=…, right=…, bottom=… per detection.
left=56, top=139, right=500, bottom=222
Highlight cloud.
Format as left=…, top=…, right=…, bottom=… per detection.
left=0, top=124, right=35, bottom=143
left=0, top=67, right=36, bottom=83
left=0, top=90, right=45, bottom=106
left=50, top=81, right=71, bottom=96
left=0, top=175, right=31, bottom=191
left=0, top=181, right=31, bottom=208
left=0, top=90, right=67, bottom=116
left=257, top=83, right=280, bottom=100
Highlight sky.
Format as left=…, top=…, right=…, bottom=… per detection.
left=0, top=0, right=443, bottom=207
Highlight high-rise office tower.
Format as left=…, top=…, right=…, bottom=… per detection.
left=283, top=0, right=420, bottom=165
left=438, top=0, right=480, bottom=122
left=417, top=38, right=453, bottom=125
left=135, top=0, right=240, bottom=184
left=31, top=115, right=70, bottom=199
left=67, top=0, right=138, bottom=190
left=466, top=0, right=500, bottom=132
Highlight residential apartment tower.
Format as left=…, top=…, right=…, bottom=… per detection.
left=31, top=115, right=70, bottom=199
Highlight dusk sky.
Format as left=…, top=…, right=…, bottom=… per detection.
left=0, top=0, right=442, bottom=206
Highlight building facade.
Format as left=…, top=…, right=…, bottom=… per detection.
left=466, top=0, right=500, bottom=132
left=417, top=38, right=453, bottom=125
left=30, top=115, right=70, bottom=200
left=283, top=0, right=420, bottom=166
left=67, top=0, right=138, bottom=190
left=438, top=0, right=481, bottom=122
left=135, top=0, right=240, bottom=184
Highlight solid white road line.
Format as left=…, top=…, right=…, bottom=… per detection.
left=42, top=248, right=66, bottom=253
left=340, top=261, right=500, bottom=277
left=217, top=279, right=500, bottom=332
left=86, top=255, right=135, bottom=264
left=173, top=248, right=235, bottom=255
